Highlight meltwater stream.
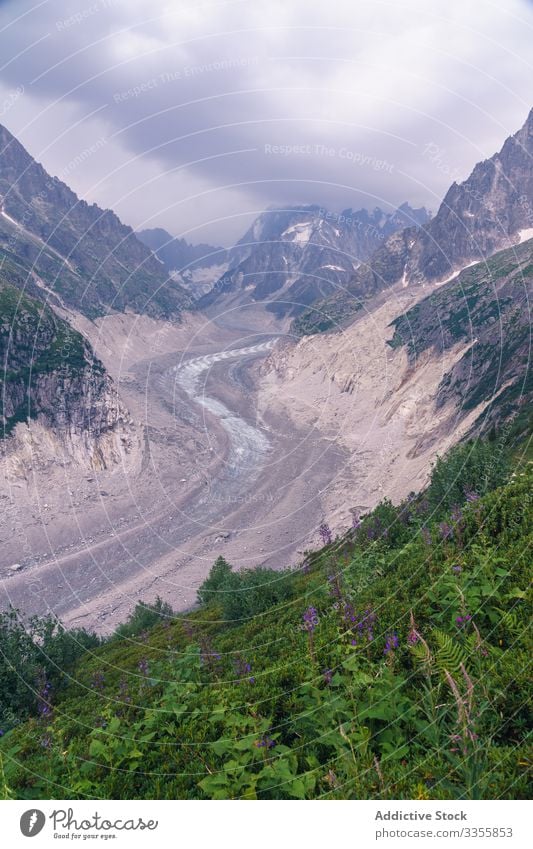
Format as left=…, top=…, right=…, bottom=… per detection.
left=168, top=339, right=277, bottom=501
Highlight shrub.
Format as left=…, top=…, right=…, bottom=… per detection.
left=198, top=558, right=295, bottom=620
left=113, top=596, right=174, bottom=639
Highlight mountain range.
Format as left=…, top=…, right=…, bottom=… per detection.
left=294, top=107, right=533, bottom=332
left=197, top=202, right=430, bottom=316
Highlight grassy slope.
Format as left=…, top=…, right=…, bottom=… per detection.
left=0, top=441, right=531, bottom=800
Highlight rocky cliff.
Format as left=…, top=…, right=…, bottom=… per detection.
left=0, top=269, right=137, bottom=471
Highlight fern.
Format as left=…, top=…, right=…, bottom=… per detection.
left=433, top=630, right=467, bottom=677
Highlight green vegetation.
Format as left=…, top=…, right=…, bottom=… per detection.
left=0, top=434, right=531, bottom=800
left=0, top=275, right=98, bottom=434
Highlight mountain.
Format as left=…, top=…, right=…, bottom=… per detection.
left=389, top=235, right=533, bottom=433
left=137, top=227, right=227, bottom=273
left=198, top=203, right=430, bottom=315
left=296, top=108, right=533, bottom=332
left=0, top=262, right=135, bottom=465
left=0, top=124, right=190, bottom=319
left=136, top=227, right=228, bottom=299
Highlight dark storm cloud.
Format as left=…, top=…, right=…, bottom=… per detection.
left=0, top=0, right=532, bottom=242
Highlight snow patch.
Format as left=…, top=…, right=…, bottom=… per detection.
left=281, top=222, right=313, bottom=244
left=435, top=260, right=479, bottom=287
left=517, top=227, right=533, bottom=244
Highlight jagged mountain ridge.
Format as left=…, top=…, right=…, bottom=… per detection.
left=198, top=202, right=430, bottom=315
left=0, top=124, right=190, bottom=319
left=137, top=227, right=227, bottom=273
left=296, top=108, right=533, bottom=332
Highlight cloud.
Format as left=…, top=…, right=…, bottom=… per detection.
left=0, top=0, right=532, bottom=242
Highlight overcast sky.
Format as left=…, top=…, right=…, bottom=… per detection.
left=0, top=0, right=532, bottom=244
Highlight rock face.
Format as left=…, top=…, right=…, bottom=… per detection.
left=0, top=275, right=137, bottom=469
left=258, top=238, right=532, bottom=529
left=389, top=236, right=533, bottom=433
left=0, top=123, right=190, bottom=318
left=198, top=203, right=429, bottom=316
left=296, top=108, right=533, bottom=332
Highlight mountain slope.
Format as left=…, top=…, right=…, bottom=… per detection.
left=296, top=108, right=533, bottom=332
left=198, top=203, right=429, bottom=316
left=389, top=236, right=533, bottom=432
left=0, top=124, right=190, bottom=319
left=137, top=227, right=227, bottom=273
left=0, top=262, right=136, bottom=466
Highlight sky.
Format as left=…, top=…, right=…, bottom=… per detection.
left=0, top=0, right=532, bottom=244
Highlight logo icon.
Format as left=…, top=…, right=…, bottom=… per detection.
left=20, top=810, right=46, bottom=837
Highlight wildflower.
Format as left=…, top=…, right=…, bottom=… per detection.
left=234, top=656, right=255, bottom=684
left=383, top=633, right=399, bottom=655
left=439, top=521, right=453, bottom=541
left=37, top=672, right=52, bottom=718
left=451, top=505, right=463, bottom=524
left=138, top=658, right=149, bottom=676
left=319, top=522, right=333, bottom=546
left=465, top=489, right=479, bottom=502
left=327, top=571, right=343, bottom=601
left=455, top=614, right=472, bottom=628
left=452, top=565, right=462, bottom=574
left=323, top=668, right=333, bottom=685
left=255, top=735, right=275, bottom=749
left=302, top=606, right=319, bottom=633
left=407, top=629, right=419, bottom=646
left=91, top=671, right=105, bottom=691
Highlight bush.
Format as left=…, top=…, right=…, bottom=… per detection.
left=198, top=558, right=295, bottom=620
left=0, top=608, right=100, bottom=731
left=197, top=556, right=233, bottom=605
left=113, top=596, right=174, bottom=639
left=426, top=438, right=511, bottom=515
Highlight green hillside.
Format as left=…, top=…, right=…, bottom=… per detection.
left=0, top=435, right=531, bottom=800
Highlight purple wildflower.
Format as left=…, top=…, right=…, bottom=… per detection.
left=407, top=629, right=419, bottom=646
left=465, top=489, right=480, bottom=503
left=37, top=672, right=52, bottom=718
left=452, top=565, right=462, bottom=574
left=451, top=505, right=463, bottom=524
left=383, top=633, right=399, bottom=655
left=302, top=606, right=319, bottom=633
left=319, top=522, right=333, bottom=546
left=91, top=671, right=105, bottom=692
left=455, top=614, right=472, bottom=628
left=255, top=735, right=276, bottom=749
left=323, top=668, right=333, bottom=685
left=138, top=658, right=149, bottom=677
left=234, top=656, right=255, bottom=684
left=439, top=522, right=453, bottom=541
